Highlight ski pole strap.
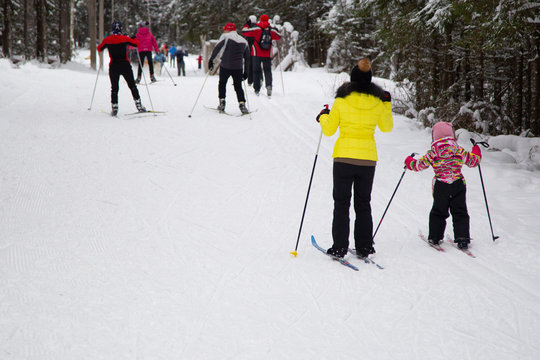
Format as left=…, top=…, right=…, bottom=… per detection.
left=470, top=138, right=489, bottom=148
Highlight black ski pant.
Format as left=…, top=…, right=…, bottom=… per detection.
left=137, top=51, right=154, bottom=77
left=332, top=162, right=376, bottom=251
left=218, top=67, right=245, bottom=103
left=247, top=55, right=254, bottom=85
left=252, top=56, right=272, bottom=92
left=429, top=179, right=470, bottom=241
left=109, top=61, right=140, bottom=104
left=176, top=59, right=185, bottom=76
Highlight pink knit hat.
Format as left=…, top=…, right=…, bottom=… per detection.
left=432, top=121, right=455, bottom=140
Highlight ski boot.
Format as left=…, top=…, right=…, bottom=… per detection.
left=150, top=74, right=157, bottom=82
left=217, top=98, right=226, bottom=112
left=455, top=237, right=470, bottom=250
left=428, top=238, right=441, bottom=246
left=239, top=102, right=249, bottom=114
left=326, top=247, right=347, bottom=259
left=266, top=86, right=272, bottom=97
left=111, top=103, right=118, bottom=116
left=135, top=75, right=141, bottom=84
left=135, top=98, right=146, bottom=112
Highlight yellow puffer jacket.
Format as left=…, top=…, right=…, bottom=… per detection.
left=319, top=92, right=393, bottom=161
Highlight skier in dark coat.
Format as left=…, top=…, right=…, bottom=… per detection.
left=175, top=47, right=188, bottom=76
left=241, top=15, right=257, bottom=85
left=208, top=23, right=250, bottom=114
left=97, top=20, right=146, bottom=116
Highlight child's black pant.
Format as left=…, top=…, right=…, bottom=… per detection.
left=332, top=162, right=375, bottom=251
left=429, top=179, right=470, bottom=241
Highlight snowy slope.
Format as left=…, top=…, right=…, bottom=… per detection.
left=1, top=51, right=539, bottom=360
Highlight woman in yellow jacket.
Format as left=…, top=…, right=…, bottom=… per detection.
left=317, top=58, right=393, bottom=258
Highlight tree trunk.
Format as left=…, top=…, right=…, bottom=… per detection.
left=464, top=48, right=471, bottom=101
left=35, top=0, right=48, bottom=61
left=535, top=31, right=540, bottom=135
left=517, top=49, right=524, bottom=132
left=98, top=0, right=104, bottom=68
left=475, top=49, right=484, bottom=101
left=59, top=0, right=70, bottom=63
left=24, top=0, right=31, bottom=60
left=89, top=0, right=96, bottom=69
left=2, top=0, right=11, bottom=58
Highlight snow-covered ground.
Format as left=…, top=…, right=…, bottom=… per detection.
left=1, top=50, right=539, bottom=359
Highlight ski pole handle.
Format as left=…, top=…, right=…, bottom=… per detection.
left=403, top=152, right=417, bottom=170
left=470, top=138, right=489, bottom=148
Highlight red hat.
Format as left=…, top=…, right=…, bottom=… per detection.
left=260, top=14, right=269, bottom=22
left=223, top=23, right=236, bottom=31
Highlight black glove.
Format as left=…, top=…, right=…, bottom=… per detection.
left=242, top=71, right=248, bottom=80
left=208, top=60, right=214, bottom=71
left=316, top=106, right=330, bottom=123
left=381, top=91, right=391, bottom=102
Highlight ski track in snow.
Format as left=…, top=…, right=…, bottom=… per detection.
left=1, top=54, right=539, bottom=359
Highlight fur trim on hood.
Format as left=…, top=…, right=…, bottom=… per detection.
left=335, top=81, right=387, bottom=100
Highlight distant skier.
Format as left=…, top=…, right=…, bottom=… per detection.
left=175, top=47, right=188, bottom=76
left=168, top=45, right=177, bottom=67
left=404, top=122, right=482, bottom=250
left=97, top=20, right=146, bottom=116
left=241, top=15, right=257, bottom=85
left=316, top=58, right=393, bottom=259
left=242, top=14, right=281, bottom=96
left=208, top=23, right=250, bottom=114
left=135, top=21, right=159, bottom=83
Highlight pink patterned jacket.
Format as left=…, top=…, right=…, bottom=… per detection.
left=408, top=137, right=481, bottom=184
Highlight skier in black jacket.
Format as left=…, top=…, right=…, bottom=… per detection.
left=97, top=21, right=146, bottom=116
left=208, top=23, right=250, bottom=114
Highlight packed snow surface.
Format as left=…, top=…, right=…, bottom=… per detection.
left=1, top=51, right=539, bottom=359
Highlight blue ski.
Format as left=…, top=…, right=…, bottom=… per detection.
left=348, top=249, right=384, bottom=270
left=311, top=235, right=359, bottom=271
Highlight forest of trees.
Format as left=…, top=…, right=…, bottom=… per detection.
left=1, top=0, right=538, bottom=136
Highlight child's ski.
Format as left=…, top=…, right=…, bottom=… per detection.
left=445, top=235, right=476, bottom=258
left=419, top=231, right=445, bottom=252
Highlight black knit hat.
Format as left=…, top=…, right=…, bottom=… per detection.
left=350, top=58, right=372, bottom=84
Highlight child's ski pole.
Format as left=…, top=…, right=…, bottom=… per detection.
left=471, top=139, right=499, bottom=241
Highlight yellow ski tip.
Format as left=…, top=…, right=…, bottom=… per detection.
left=290, top=251, right=298, bottom=257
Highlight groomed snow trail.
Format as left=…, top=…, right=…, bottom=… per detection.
left=1, top=54, right=539, bottom=359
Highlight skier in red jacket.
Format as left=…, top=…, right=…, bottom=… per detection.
left=242, top=14, right=281, bottom=97
left=97, top=21, right=146, bottom=116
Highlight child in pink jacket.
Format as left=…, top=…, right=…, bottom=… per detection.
left=404, top=122, right=482, bottom=249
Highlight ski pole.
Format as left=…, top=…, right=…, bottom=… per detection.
left=187, top=69, right=211, bottom=118
left=277, top=48, right=285, bottom=95
left=372, top=153, right=416, bottom=242
left=162, top=63, right=177, bottom=86
left=135, top=48, right=155, bottom=112
left=88, top=63, right=102, bottom=110
left=291, top=109, right=326, bottom=257
left=471, top=138, right=499, bottom=241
